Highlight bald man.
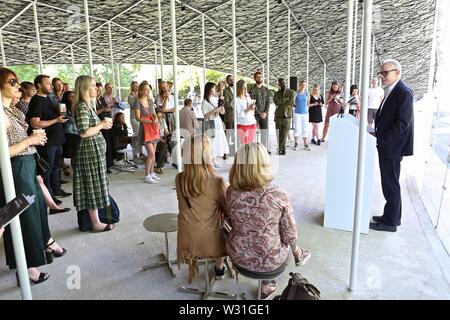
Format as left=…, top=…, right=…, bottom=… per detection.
left=370, top=59, right=414, bottom=232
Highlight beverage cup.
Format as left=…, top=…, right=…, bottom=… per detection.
left=104, top=117, right=113, bottom=124
left=59, top=103, right=66, bottom=114
left=32, top=128, right=45, bottom=135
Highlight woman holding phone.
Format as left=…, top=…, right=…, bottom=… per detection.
left=235, top=80, right=257, bottom=145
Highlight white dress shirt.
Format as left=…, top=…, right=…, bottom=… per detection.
left=379, top=79, right=400, bottom=114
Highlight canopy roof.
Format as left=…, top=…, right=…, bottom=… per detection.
left=0, top=0, right=436, bottom=96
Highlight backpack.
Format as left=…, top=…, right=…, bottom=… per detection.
left=274, top=272, right=321, bottom=300
left=77, top=195, right=120, bottom=232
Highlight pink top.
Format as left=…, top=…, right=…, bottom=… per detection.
left=226, top=183, right=298, bottom=272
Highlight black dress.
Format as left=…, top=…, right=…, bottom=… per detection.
left=308, top=95, right=324, bottom=123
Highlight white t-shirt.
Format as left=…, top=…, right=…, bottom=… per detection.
left=368, top=87, right=384, bottom=110
left=201, top=99, right=218, bottom=120
left=236, top=96, right=257, bottom=126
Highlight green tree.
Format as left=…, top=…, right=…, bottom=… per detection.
left=8, top=65, right=39, bottom=82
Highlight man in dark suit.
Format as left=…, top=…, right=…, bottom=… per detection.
left=371, top=59, right=414, bottom=232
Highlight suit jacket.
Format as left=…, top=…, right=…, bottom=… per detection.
left=273, top=88, right=295, bottom=118
left=223, top=87, right=234, bottom=123
left=375, top=80, right=414, bottom=159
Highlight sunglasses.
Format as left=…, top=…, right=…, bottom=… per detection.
left=8, top=78, right=19, bottom=87
left=377, top=69, right=398, bottom=78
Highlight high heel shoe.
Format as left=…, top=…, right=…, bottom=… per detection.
left=16, top=272, right=50, bottom=287
left=46, top=239, right=67, bottom=259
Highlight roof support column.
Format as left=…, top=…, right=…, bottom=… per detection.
left=108, top=22, right=117, bottom=98
left=0, top=95, right=33, bottom=300
left=266, top=0, right=270, bottom=88
left=70, top=45, right=76, bottom=86
left=83, top=0, right=93, bottom=77
left=0, top=31, right=6, bottom=67
left=33, top=1, right=44, bottom=74
left=323, top=64, right=326, bottom=95
left=201, top=13, right=206, bottom=102
left=116, top=63, right=122, bottom=101
left=170, top=0, right=181, bottom=173
left=232, top=0, right=238, bottom=151
left=157, top=0, right=164, bottom=81
left=306, top=36, right=309, bottom=90
left=358, top=1, right=365, bottom=90
left=154, top=43, right=159, bottom=93
left=349, top=0, right=373, bottom=292
left=345, top=0, right=355, bottom=102
left=352, top=0, right=358, bottom=85
left=287, top=9, right=291, bottom=81
left=427, top=0, right=439, bottom=93
left=371, top=37, right=375, bottom=81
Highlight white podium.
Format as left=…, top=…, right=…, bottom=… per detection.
left=323, top=114, right=376, bottom=234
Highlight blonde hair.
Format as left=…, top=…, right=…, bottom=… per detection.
left=229, top=142, right=273, bottom=191
left=73, top=75, right=96, bottom=111
left=138, top=82, right=150, bottom=100
left=312, top=84, right=320, bottom=95
left=236, top=79, right=246, bottom=97
left=181, top=135, right=214, bottom=198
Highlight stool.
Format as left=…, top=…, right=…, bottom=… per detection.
left=142, top=213, right=178, bottom=277
left=233, top=263, right=286, bottom=300
left=177, top=257, right=237, bottom=299
left=114, top=146, right=136, bottom=173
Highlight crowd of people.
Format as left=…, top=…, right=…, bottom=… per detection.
left=0, top=60, right=396, bottom=297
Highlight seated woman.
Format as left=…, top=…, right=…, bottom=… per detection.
left=112, top=112, right=132, bottom=160
left=226, top=142, right=311, bottom=299
left=175, top=135, right=227, bottom=284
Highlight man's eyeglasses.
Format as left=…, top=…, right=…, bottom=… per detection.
left=377, top=69, right=398, bottom=78
left=8, top=78, right=19, bottom=87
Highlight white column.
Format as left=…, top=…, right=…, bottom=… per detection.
left=33, top=1, right=44, bottom=74
left=349, top=0, right=373, bottom=292
left=170, top=0, right=181, bottom=173
left=70, top=45, right=76, bottom=86
left=83, top=0, right=93, bottom=77
left=154, top=42, right=158, bottom=92
left=201, top=14, right=206, bottom=99
left=116, top=63, right=122, bottom=101
left=371, top=37, right=375, bottom=81
left=232, top=0, right=238, bottom=149
left=157, top=0, right=164, bottom=81
left=345, top=0, right=355, bottom=102
left=323, top=64, right=326, bottom=93
left=0, top=31, right=6, bottom=67
left=0, top=92, right=33, bottom=300
left=306, top=36, right=310, bottom=90
left=428, top=1, right=440, bottom=93
left=358, top=2, right=365, bottom=90
left=287, top=9, right=291, bottom=81
left=262, top=64, right=265, bottom=85
left=266, top=0, right=270, bottom=88
left=107, top=22, right=117, bottom=97
left=352, top=0, right=358, bottom=85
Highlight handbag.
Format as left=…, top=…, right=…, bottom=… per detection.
left=77, top=195, right=120, bottom=232
left=35, top=153, right=50, bottom=176
left=178, top=173, right=229, bottom=234
left=202, top=119, right=215, bottom=138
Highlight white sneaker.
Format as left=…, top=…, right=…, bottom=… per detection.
left=144, top=176, right=158, bottom=184
left=151, top=173, right=160, bottom=181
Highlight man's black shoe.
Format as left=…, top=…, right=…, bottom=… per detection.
left=49, top=208, right=71, bottom=215
left=372, top=215, right=401, bottom=226
left=172, top=163, right=178, bottom=169
left=369, top=221, right=397, bottom=232
left=268, top=151, right=272, bottom=155
left=54, top=190, right=72, bottom=197
left=52, top=197, right=62, bottom=205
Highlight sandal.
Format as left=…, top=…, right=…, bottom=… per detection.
left=260, top=281, right=278, bottom=300
left=90, top=224, right=115, bottom=233
left=46, top=239, right=67, bottom=263
left=294, top=248, right=311, bottom=266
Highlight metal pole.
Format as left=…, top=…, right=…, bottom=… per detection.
left=116, top=63, right=122, bottom=101
left=107, top=22, right=117, bottom=98
left=358, top=1, right=365, bottom=90
left=170, top=0, right=181, bottom=173
left=32, top=1, right=44, bottom=74
left=202, top=14, right=206, bottom=89
left=345, top=0, right=355, bottom=102
left=427, top=0, right=440, bottom=93
left=157, top=0, right=164, bottom=81
left=83, top=0, right=94, bottom=77
left=70, top=45, right=76, bottom=86
left=349, top=0, right=373, bottom=292
left=352, top=0, right=358, bottom=85
left=306, top=36, right=309, bottom=90
left=0, top=31, right=6, bottom=67
left=154, top=43, right=158, bottom=93
left=323, top=64, right=326, bottom=93
left=266, top=0, right=270, bottom=88
left=0, top=92, right=33, bottom=300
left=232, top=0, right=238, bottom=150
left=371, top=37, right=375, bottom=81
left=287, top=9, right=291, bottom=81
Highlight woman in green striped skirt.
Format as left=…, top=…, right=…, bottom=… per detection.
left=73, top=75, right=114, bottom=232
left=1, top=67, right=66, bottom=285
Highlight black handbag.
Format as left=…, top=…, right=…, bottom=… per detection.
left=35, top=153, right=50, bottom=176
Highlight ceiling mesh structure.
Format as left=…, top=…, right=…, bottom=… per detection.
left=0, top=0, right=436, bottom=97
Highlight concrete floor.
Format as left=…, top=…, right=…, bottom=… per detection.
left=1, top=133, right=450, bottom=300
